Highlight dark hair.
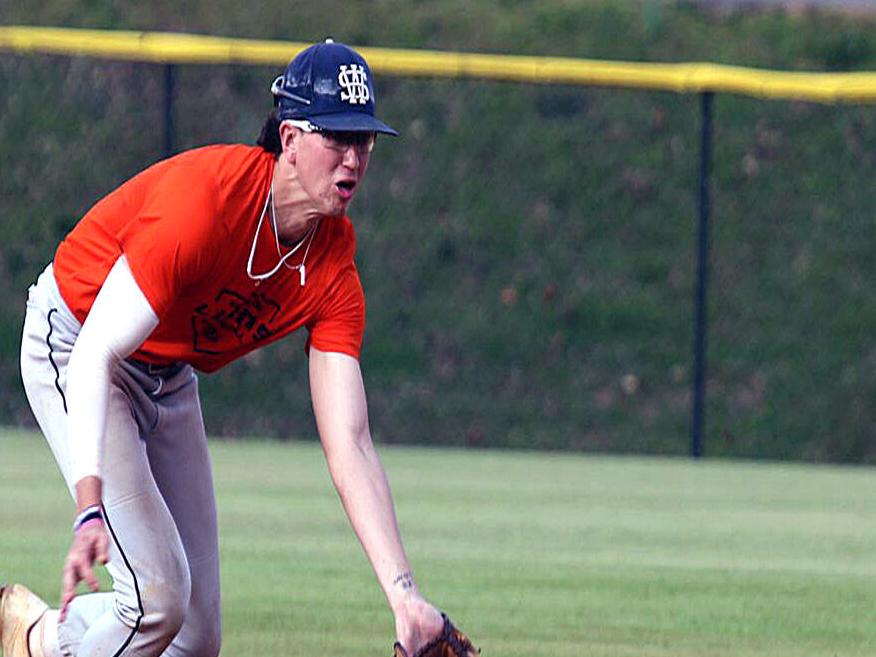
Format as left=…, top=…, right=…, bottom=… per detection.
left=257, top=110, right=282, bottom=155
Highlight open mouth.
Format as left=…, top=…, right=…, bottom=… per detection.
left=336, top=180, right=356, bottom=193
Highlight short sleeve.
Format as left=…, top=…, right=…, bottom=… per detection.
left=118, top=168, right=222, bottom=319
left=307, top=263, right=366, bottom=359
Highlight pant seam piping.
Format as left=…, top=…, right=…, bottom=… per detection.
left=101, top=505, right=144, bottom=657
left=45, top=308, right=68, bottom=414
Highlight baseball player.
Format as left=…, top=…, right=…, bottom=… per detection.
left=3, top=40, right=477, bottom=657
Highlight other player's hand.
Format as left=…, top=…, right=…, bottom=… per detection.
left=60, top=519, right=110, bottom=621
left=393, top=595, right=444, bottom=656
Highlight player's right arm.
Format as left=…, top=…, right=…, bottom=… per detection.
left=60, top=255, right=159, bottom=620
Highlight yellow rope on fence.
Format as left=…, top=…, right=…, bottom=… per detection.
left=3, top=25, right=876, bottom=103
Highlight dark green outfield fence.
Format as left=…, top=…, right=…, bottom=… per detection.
left=2, top=24, right=875, bottom=461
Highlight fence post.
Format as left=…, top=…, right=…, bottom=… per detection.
left=163, top=63, right=175, bottom=158
left=691, top=91, right=713, bottom=459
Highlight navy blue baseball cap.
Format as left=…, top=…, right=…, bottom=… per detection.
left=271, top=39, right=398, bottom=136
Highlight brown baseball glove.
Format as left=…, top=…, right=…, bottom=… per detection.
left=393, top=613, right=479, bottom=657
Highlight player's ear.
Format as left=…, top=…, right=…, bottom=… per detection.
left=278, top=120, right=300, bottom=163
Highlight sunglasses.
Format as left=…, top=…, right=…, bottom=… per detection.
left=284, top=119, right=376, bottom=153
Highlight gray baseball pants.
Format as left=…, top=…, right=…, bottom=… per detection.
left=20, top=264, right=222, bottom=657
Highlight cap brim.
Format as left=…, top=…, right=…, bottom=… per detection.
left=309, top=113, right=399, bottom=136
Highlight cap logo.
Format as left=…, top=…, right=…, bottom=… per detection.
left=338, top=64, right=370, bottom=105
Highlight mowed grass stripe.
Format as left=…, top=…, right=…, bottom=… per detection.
left=1, top=429, right=874, bottom=656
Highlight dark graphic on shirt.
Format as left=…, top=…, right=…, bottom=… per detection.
left=191, top=289, right=281, bottom=354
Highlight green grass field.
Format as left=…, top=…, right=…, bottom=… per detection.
left=1, top=428, right=874, bottom=656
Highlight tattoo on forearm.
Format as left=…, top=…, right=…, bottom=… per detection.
left=393, top=571, right=415, bottom=591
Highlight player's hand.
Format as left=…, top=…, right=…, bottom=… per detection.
left=60, top=519, right=110, bottom=622
left=393, top=595, right=445, bottom=656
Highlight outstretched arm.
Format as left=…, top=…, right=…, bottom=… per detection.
left=61, top=255, right=159, bottom=618
left=308, top=347, right=443, bottom=654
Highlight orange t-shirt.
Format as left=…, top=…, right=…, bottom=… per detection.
left=53, top=144, right=365, bottom=373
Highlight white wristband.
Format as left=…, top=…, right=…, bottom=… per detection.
left=73, top=505, right=103, bottom=533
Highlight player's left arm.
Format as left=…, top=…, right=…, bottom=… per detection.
left=308, top=347, right=443, bottom=654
